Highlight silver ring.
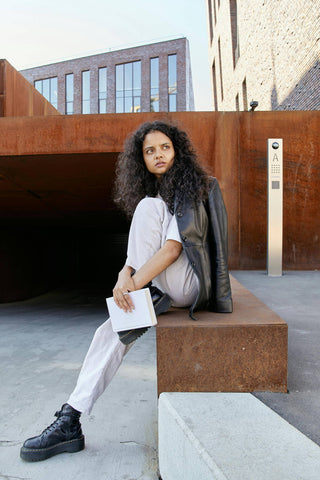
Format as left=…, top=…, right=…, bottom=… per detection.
left=122, top=292, right=129, bottom=296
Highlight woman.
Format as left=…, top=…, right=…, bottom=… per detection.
left=20, top=120, right=233, bottom=462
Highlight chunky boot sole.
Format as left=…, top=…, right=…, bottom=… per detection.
left=118, top=292, right=173, bottom=345
left=20, top=435, right=85, bottom=462
left=153, top=292, right=173, bottom=316
left=118, top=325, right=149, bottom=345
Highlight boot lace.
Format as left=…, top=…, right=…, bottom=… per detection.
left=41, top=409, right=66, bottom=436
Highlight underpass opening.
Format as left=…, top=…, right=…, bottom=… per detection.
left=0, top=152, right=130, bottom=303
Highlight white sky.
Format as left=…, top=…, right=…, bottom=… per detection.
left=1, top=0, right=213, bottom=111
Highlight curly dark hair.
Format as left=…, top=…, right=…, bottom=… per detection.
left=113, top=120, right=209, bottom=218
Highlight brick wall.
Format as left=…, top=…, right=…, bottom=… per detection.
left=20, top=38, right=194, bottom=114
left=206, top=0, right=320, bottom=111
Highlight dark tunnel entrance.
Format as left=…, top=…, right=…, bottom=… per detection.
left=0, top=152, right=130, bottom=302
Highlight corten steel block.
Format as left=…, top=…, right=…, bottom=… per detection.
left=156, top=276, right=288, bottom=395
left=0, top=59, right=59, bottom=117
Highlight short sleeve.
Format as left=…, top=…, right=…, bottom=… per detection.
left=166, top=214, right=181, bottom=243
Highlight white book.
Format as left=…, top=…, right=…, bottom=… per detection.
left=106, top=288, right=157, bottom=332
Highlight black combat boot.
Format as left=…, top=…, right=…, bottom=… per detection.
left=20, top=403, right=85, bottom=462
left=118, top=285, right=173, bottom=345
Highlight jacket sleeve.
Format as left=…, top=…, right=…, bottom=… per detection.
left=206, top=178, right=233, bottom=313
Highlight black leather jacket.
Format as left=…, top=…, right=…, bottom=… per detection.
left=175, top=177, right=233, bottom=318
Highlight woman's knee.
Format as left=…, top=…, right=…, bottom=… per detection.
left=134, top=197, right=166, bottom=217
left=132, top=198, right=168, bottom=228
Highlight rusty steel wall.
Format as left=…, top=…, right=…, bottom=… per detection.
left=0, top=111, right=319, bottom=301
left=0, top=59, right=60, bottom=117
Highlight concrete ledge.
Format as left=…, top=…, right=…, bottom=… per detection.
left=158, top=392, right=320, bottom=480
left=156, top=275, right=288, bottom=394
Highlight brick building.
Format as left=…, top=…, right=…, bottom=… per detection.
left=206, top=0, right=320, bottom=111
left=20, top=37, right=194, bottom=115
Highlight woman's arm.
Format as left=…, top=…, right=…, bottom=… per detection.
left=113, top=239, right=182, bottom=312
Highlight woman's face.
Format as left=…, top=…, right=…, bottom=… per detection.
left=142, top=130, right=175, bottom=179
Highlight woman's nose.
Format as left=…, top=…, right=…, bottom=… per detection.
left=155, top=149, right=162, bottom=158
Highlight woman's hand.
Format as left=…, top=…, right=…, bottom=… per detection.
left=113, top=266, right=136, bottom=312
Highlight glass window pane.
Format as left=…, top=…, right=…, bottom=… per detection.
left=82, top=71, right=90, bottom=113
left=35, top=80, right=42, bottom=94
left=42, top=78, right=50, bottom=101
left=34, top=77, right=57, bottom=108
left=66, top=102, right=73, bottom=115
left=99, top=67, right=107, bottom=96
left=169, top=94, right=177, bottom=112
left=124, top=63, right=132, bottom=93
left=66, top=74, right=74, bottom=102
left=116, top=97, right=124, bottom=113
left=82, top=100, right=90, bottom=114
left=134, top=96, right=141, bottom=113
left=116, top=65, right=124, bottom=92
left=125, top=96, right=132, bottom=113
left=82, top=71, right=90, bottom=100
left=50, top=77, right=58, bottom=108
left=151, top=97, right=159, bottom=112
left=133, top=61, right=141, bottom=95
left=116, top=62, right=141, bottom=113
left=99, top=99, right=107, bottom=114
left=150, top=58, right=159, bottom=89
left=168, top=54, right=177, bottom=92
left=150, top=58, right=159, bottom=112
left=65, top=74, right=73, bottom=115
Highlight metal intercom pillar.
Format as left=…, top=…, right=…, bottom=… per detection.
left=267, top=139, right=283, bottom=276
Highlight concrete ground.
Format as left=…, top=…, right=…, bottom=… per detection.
left=0, top=286, right=159, bottom=480
left=0, top=270, right=319, bottom=479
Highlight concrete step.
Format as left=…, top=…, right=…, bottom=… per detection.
left=158, top=392, right=320, bottom=480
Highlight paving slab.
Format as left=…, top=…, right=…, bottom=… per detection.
left=159, top=392, right=320, bottom=480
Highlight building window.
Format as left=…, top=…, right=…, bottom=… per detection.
left=218, top=38, right=224, bottom=101
left=82, top=70, right=90, bottom=114
left=150, top=58, right=159, bottom=112
left=230, top=0, right=240, bottom=68
left=98, top=67, right=107, bottom=113
left=34, top=77, right=58, bottom=109
left=208, top=1, right=214, bottom=43
left=212, top=61, right=218, bottom=111
left=168, top=54, right=177, bottom=112
left=65, top=74, right=74, bottom=115
left=116, top=61, right=141, bottom=113
left=213, top=0, right=217, bottom=24
left=242, top=78, right=248, bottom=111
left=235, top=93, right=239, bottom=111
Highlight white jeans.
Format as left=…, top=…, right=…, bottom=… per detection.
left=68, top=198, right=198, bottom=414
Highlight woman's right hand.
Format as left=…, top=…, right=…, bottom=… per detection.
left=112, top=266, right=136, bottom=312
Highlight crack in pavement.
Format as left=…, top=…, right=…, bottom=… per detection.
left=119, top=440, right=157, bottom=452
left=0, top=474, right=31, bottom=480
left=0, top=441, right=21, bottom=447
